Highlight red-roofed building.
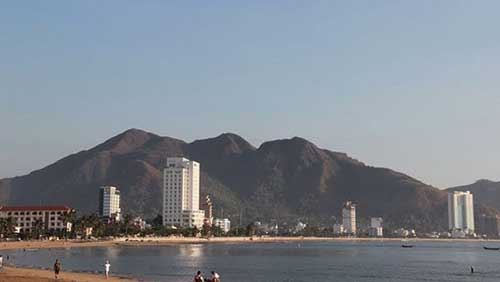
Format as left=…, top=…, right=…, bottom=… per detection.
left=0, top=206, right=74, bottom=234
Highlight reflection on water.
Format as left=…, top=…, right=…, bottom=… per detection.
left=105, top=246, right=121, bottom=259
left=179, top=244, right=203, bottom=257
left=4, top=241, right=500, bottom=282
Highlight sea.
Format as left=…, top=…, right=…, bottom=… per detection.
left=3, top=240, right=500, bottom=282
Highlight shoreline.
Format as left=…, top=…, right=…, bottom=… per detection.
left=0, top=266, right=134, bottom=282
left=0, top=237, right=495, bottom=281
left=0, top=236, right=497, bottom=251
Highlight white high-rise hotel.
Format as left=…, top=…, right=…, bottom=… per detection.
left=448, top=191, right=474, bottom=234
left=163, top=157, right=205, bottom=228
left=99, top=186, right=121, bottom=222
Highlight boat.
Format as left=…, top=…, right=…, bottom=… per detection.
left=483, top=246, right=499, bottom=250
left=401, top=244, right=414, bottom=248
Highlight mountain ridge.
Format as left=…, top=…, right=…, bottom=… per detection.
left=1, top=128, right=497, bottom=232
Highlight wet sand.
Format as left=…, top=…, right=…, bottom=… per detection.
left=0, top=266, right=134, bottom=282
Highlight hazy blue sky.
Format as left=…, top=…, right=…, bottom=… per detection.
left=1, top=1, right=499, bottom=188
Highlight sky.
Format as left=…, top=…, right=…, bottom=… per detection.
left=1, top=1, right=500, bottom=188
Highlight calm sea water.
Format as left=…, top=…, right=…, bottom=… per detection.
left=3, top=240, right=500, bottom=282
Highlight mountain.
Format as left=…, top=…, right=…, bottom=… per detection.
left=1, top=128, right=491, bottom=231
left=447, top=179, right=500, bottom=212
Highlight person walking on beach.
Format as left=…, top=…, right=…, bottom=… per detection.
left=105, top=260, right=111, bottom=278
left=54, top=259, right=61, bottom=279
left=0, top=255, right=3, bottom=271
left=193, top=270, right=204, bottom=282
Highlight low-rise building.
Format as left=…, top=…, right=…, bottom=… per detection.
left=369, top=217, right=383, bottom=237
left=333, top=223, right=344, bottom=235
left=0, top=206, right=73, bottom=234
left=133, top=217, right=148, bottom=230
left=213, top=218, right=231, bottom=233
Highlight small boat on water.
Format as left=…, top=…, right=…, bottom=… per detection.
left=401, top=244, right=414, bottom=248
left=483, top=246, right=500, bottom=250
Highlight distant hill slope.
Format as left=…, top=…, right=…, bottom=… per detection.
left=447, top=179, right=500, bottom=212
left=1, top=128, right=493, bottom=231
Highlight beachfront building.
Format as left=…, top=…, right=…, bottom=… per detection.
left=448, top=191, right=474, bottom=234
left=214, top=218, right=231, bottom=233
left=342, top=201, right=356, bottom=235
left=99, top=186, right=121, bottom=222
left=0, top=206, right=73, bottom=234
left=163, top=157, right=205, bottom=228
left=333, top=223, right=344, bottom=235
left=369, top=217, right=383, bottom=237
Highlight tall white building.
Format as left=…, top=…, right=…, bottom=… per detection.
left=163, top=157, right=205, bottom=228
left=448, top=191, right=474, bottom=234
left=99, top=186, right=121, bottom=222
left=342, top=201, right=356, bottom=235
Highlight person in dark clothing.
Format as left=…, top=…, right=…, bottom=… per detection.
left=54, top=259, right=61, bottom=279
left=193, top=270, right=204, bottom=282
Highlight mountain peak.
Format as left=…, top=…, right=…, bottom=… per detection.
left=475, top=179, right=496, bottom=185
left=94, top=128, right=158, bottom=154
left=258, top=136, right=318, bottom=152
left=189, top=133, right=255, bottom=157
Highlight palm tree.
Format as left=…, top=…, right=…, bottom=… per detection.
left=31, top=218, right=45, bottom=239
left=0, top=218, right=14, bottom=238
left=61, top=210, right=76, bottom=238
left=121, top=214, right=133, bottom=236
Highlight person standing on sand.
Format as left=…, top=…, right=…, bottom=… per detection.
left=0, top=255, right=3, bottom=271
left=105, top=260, right=111, bottom=278
left=54, top=259, right=61, bottom=279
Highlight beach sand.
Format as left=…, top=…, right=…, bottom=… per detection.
left=0, top=266, right=134, bottom=282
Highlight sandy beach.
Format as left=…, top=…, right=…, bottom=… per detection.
left=0, top=266, right=133, bottom=282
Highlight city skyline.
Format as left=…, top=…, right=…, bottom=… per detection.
left=2, top=1, right=500, bottom=188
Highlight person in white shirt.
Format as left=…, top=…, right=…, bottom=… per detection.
left=104, top=260, right=111, bottom=278
left=211, top=271, right=220, bottom=282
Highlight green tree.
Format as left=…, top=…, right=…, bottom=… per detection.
left=151, top=214, right=163, bottom=227
left=246, top=223, right=256, bottom=236
left=61, top=210, right=76, bottom=238
left=0, top=217, right=16, bottom=238
left=31, top=218, right=45, bottom=239
left=121, top=214, right=134, bottom=235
